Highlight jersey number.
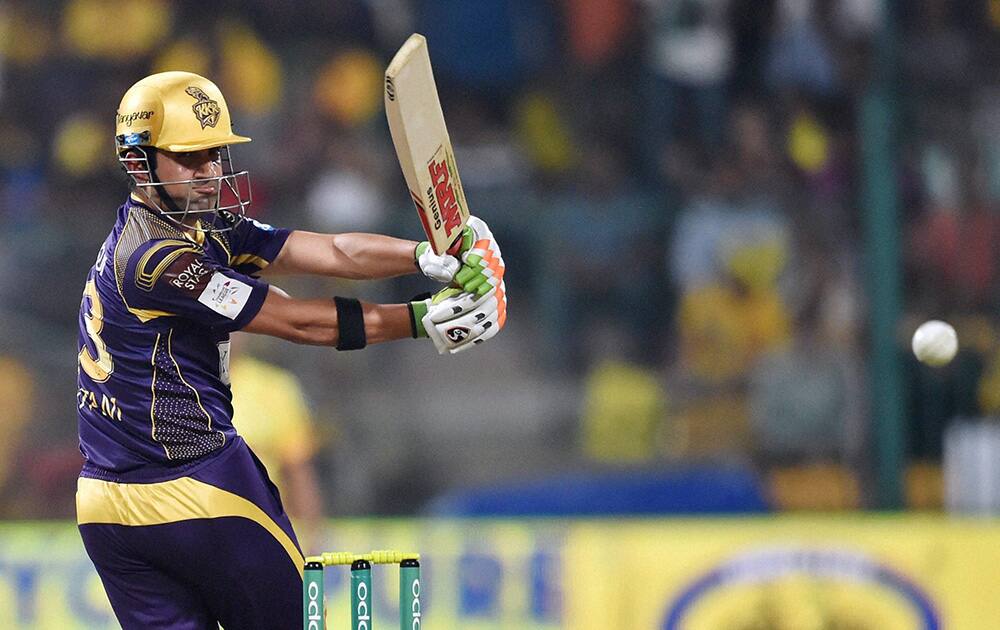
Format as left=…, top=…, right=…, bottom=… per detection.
left=79, top=279, right=114, bottom=382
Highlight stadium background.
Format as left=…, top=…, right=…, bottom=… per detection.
left=2, top=0, right=1000, bottom=627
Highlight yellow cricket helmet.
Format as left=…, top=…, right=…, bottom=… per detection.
left=115, top=71, right=250, bottom=152
left=116, top=72, right=253, bottom=233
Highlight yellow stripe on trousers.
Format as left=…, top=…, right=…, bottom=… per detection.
left=76, top=476, right=303, bottom=578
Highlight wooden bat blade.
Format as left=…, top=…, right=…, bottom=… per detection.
left=385, top=33, right=470, bottom=255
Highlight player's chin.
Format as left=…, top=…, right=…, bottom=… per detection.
left=186, top=194, right=219, bottom=211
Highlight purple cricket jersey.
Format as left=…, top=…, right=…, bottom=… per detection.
left=77, top=195, right=290, bottom=473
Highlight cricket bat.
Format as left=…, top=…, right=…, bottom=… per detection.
left=385, top=33, right=470, bottom=255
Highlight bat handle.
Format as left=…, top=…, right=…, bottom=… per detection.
left=446, top=235, right=464, bottom=257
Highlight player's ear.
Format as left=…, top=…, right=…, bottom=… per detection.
left=121, top=149, right=150, bottom=183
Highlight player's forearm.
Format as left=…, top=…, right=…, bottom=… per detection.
left=360, top=302, right=414, bottom=345
left=266, top=230, right=418, bottom=280
left=244, top=289, right=414, bottom=347
left=329, top=232, right=419, bottom=279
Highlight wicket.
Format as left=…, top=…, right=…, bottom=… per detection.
left=303, top=550, right=422, bottom=630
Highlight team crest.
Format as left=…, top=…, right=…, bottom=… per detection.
left=185, top=86, right=221, bottom=129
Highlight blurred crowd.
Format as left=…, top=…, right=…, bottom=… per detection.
left=1, top=0, right=999, bottom=518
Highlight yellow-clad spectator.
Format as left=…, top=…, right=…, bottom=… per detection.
left=2, top=7, right=53, bottom=65
left=63, top=0, right=172, bottom=60
left=580, top=358, right=667, bottom=463
left=313, top=49, right=383, bottom=126
left=514, top=91, right=577, bottom=173
left=219, top=21, right=282, bottom=116
left=228, top=335, right=324, bottom=547
left=671, top=243, right=791, bottom=457
left=151, top=38, right=212, bottom=77
left=53, top=114, right=108, bottom=178
left=678, top=279, right=790, bottom=383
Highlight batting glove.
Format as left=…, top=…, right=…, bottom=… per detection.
left=414, top=241, right=461, bottom=283
left=453, top=216, right=505, bottom=297
left=409, top=285, right=507, bottom=354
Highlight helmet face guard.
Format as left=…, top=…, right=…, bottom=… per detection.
left=117, top=141, right=252, bottom=233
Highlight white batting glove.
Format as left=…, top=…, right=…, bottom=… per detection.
left=414, top=241, right=461, bottom=283
left=453, top=216, right=505, bottom=297
left=409, top=285, right=507, bottom=354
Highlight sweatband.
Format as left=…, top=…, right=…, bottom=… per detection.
left=333, top=296, right=366, bottom=350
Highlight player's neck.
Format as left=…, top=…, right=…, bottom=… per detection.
left=134, top=190, right=205, bottom=242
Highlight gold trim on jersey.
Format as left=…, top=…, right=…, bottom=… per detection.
left=166, top=328, right=225, bottom=450
left=230, top=253, right=270, bottom=269
left=114, top=207, right=190, bottom=322
left=135, top=239, right=200, bottom=291
left=149, top=332, right=168, bottom=458
left=149, top=330, right=225, bottom=460
left=129, top=193, right=206, bottom=246
left=76, top=476, right=304, bottom=578
left=210, top=230, right=232, bottom=262
left=127, top=195, right=268, bottom=273
left=192, top=221, right=206, bottom=246
left=130, top=307, right=177, bottom=323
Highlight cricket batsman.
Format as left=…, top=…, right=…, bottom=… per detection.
left=75, top=71, right=506, bottom=629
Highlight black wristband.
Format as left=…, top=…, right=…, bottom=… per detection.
left=333, top=297, right=366, bottom=350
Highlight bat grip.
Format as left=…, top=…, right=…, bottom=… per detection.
left=446, top=235, right=464, bottom=257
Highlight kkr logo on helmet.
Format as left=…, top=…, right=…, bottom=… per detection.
left=185, top=86, right=221, bottom=129
left=446, top=326, right=470, bottom=343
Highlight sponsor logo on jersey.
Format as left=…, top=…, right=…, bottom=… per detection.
left=197, top=272, right=252, bottom=320
left=136, top=241, right=200, bottom=292
left=185, top=86, right=221, bottom=129
left=171, top=258, right=211, bottom=291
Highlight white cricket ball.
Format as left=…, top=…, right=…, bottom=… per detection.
left=911, top=320, right=958, bottom=367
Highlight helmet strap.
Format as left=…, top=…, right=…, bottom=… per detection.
left=144, top=149, right=186, bottom=218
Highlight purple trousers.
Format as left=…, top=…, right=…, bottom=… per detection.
left=77, top=437, right=303, bottom=629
